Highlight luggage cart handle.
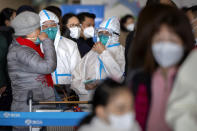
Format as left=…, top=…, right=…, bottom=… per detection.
left=27, top=90, right=33, bottom=105
left=27, top=90, right=91, bottom=105
left=27, top=90, right=33, bottom=131
left=38, top=101, right=91, bottom=104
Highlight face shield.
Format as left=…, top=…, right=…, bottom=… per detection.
left=41, top=20, right=58, bottom=30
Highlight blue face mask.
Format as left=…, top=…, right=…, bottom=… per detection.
left=99, top=35, right=109, bottom=46
left=42, top=27, right=58, bottom=40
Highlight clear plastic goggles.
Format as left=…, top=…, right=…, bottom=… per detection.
left=41, top=21, right=58, bottom=30
left=96, top=27, right=119, bottom=36
left=96, top=28, right=112, bottom=36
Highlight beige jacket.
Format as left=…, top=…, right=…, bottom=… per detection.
left=166, top=50, right=197, bottom=131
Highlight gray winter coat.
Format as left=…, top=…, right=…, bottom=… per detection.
left=7, top=38, right=57, bottom=112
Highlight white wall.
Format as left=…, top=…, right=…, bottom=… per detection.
left=105, top=4, right=134, bottom=19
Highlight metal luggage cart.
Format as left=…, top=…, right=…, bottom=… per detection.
left=27, top=91, right=90, bottom=131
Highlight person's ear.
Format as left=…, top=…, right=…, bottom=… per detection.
left=5, top=20, right=10, bottom=26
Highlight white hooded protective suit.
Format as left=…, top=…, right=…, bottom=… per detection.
left=39, top=10, right=81, bottom=85
left=71, top=17, right=125, bottom=100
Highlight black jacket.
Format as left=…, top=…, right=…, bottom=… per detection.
left=76, top=37, right=94, bottom=58
left=125, top=31, right=135, bottom=77
left=0, top=33, right=9, bottom=88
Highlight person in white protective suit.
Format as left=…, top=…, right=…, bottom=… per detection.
left=39, top=10, right=81, bottom=86
left=71, top=16, right=125, bottom=101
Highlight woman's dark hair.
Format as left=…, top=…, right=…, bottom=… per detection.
left=78, top=79, right=129, bottom=127
left=120, top=14, right=134, bottom=32
left=146, top=0, right=177, bottom=7
left=128, top=4, right=194, bottom=74
left=45, top=6, right=62, bottom=29
left=77, top=12, right=96, bottom=24
left=45, top=6, right=62, bottom=20
left=146, top=0, right=160, bottom=6
left=0, top=8, right=16, bottom=26
left=61, top=13, right=78, bottom=38
left=16, top=5, right=36, bottom=15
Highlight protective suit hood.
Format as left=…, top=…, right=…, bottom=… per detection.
left=99, top=16, right=120, bottom=35
left=39, top=9, right=59, bottom=25
left=39, top=9, right=60, bottom=50
left=98, top=16, right=120, bottom=45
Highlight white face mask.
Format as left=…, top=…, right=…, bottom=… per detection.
left=126, top=23, right=134, bottom=31
left=83, top=26, right=95, bottom=38
left=69, top=27, right=81, bottom=39
left=152, top=41, right=184, bottom=68
left=108, top=112, right=134, bottom=130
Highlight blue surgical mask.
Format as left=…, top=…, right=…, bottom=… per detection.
left=42, top=27, right=58, bottom=40
left=99, top=35, right=109, bottom=46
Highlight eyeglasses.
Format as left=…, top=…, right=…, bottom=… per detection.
left=67, top=23, right=80, bottom=28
